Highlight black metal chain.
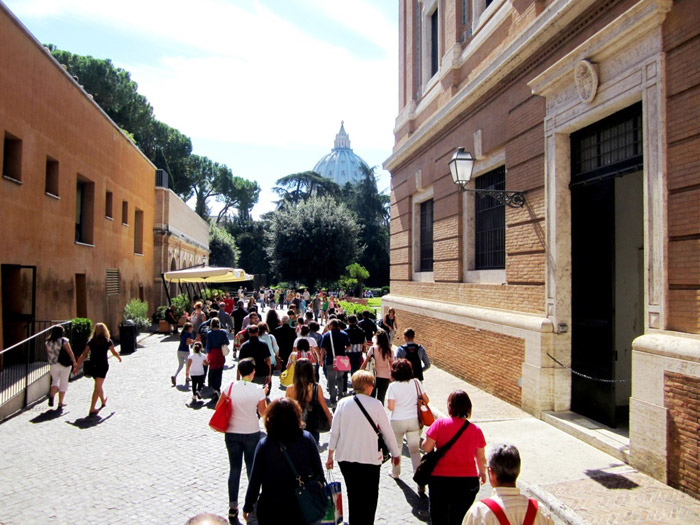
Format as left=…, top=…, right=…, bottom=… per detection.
left=546, top=352, right=631, bottom=383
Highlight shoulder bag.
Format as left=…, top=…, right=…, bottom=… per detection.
left=57, top=340, right=73, bottom=367
left=208, top=383, right=234, bottom=433
left=414, top=379, right=435, bottom=428
left=413, top=419, right=470, bottom=486
left=353, top=395, right=391, bottom=463
left=279, top=443, right=329, bottom=524
left=329, top=333, right=350, bottom=372
left=306, top=384, right=331, bottom=433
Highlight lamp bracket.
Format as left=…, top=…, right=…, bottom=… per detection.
left=457, top=186, right=526, bottom=208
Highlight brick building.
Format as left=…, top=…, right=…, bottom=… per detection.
left=385, top=0, right=700, bottom=496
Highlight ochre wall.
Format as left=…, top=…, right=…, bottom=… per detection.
left=0, top=6, right=155, bottom=337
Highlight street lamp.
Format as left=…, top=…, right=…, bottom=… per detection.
left=448, top=147, right=526, bottom=208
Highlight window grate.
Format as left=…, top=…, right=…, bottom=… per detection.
left=419, top=199, right=433, bottom=272
left=106, top=269, right=120, bottom=296
left=475, top=167, right=505, bottom=270
left=571, top=103, right=643, bottom=183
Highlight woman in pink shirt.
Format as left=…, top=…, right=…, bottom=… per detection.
left=422, top=390, right=486, bottom=525
left=361, top=329, right=394, bottom=404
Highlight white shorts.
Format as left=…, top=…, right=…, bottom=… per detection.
left=50, top=363, right=71, bottom=392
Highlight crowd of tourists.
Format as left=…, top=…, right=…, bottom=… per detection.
left=45, top=288, right=553, bottom=525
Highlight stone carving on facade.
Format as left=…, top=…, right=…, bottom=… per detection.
left=574, top=59, right=598, bottom=103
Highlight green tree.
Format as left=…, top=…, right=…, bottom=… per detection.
left=209, top=223, right=239, bottom=267
left=266, top=196, right=359, bottom=287
left=273, top=171, right=341, bottom=208
left=343, top=263, right=370, bottom=296
left=214, top=176, right=260, bottom=224
left=226, top=217, right=271, bottom=276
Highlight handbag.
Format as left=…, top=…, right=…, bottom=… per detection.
left=414, top=379, right=435, bottom=428
left=221, top=343, right=230, bottom=357
left=208, top=383, right=234, bottom=433
left=57, top=340, right=73, bottom=367
left=413, top=419, right=470, bottom=486
left=353, top=395, right=391, bottom=463
left=279, top=444, right=329, bottom=524
left=320, top=470, right=343, bottom=525
left=305, top=384, right=331, bottom=433
left=328, top=332, right=351, bottom=372
left=281, top=363, right=295, bottom=387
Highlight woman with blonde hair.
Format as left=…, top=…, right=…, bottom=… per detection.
left=45, top=324, right=77, bottom=407
left=75, top=323, right=122, bottom=416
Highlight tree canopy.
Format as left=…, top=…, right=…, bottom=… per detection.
left=265, top=196, right=359, bottom=287
left=273, top=171, right=341, bottom=208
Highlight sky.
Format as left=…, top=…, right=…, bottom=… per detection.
left=5, top=0, right=398, bottom=217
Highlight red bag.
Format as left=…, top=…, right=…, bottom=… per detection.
left=415, top=379, right=435, bottom=428
left=208, top=383, right=234, bottom=432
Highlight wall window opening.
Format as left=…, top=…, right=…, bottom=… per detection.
left=420, top=199, right=434, bottom=272
left=475, top=166, right=505, bottom=270
left=75, top=176, right=95, bottom=245
left=3, top=133, right=22, bottom=182
left=45, top=157, right=59, bottom=196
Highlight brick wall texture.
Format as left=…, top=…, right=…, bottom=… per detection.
left=665, top=371, right=700, bottom=499
left=664, top=0, right=700, bottom=334
left=395, top=309, right=524, bottom=406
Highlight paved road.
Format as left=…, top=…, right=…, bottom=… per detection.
left=0, top=332, right=460, bottom=524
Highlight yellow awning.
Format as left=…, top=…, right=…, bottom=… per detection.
left=163, top=267, right=253, bottom=283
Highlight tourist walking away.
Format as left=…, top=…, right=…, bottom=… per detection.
left=326, top=370, right=400, bottom=525
left=243, top=398, right=325, bottom=525
left=423, top=390, right=487, bottom=525
left=273, top=315, right=297, bottom=369
left=361, top=329, right=394, bottom=405
left=219, top=357, right=268, bottom=523
left=186, top=341, right=208, bottom=403
left=232, top=300, right=247, bottom=334
left=285, top=358, right=332, bottom=444
left=292, top=325, right=320, bottom=363
left=164, top=306, right=179, bottom=334
left=75, top=322, right=122, bottom=416
left=463, top=443, right=554, bottom=525
left=396, top=328, right=431, bottom=381
left=345, top=314, right=366, bottom=374
left=321, top=294, right=329, bottom=323
left=312, top=294, right=321, bottom=321
left=386, top=359, right=429, bottom=491
left=237, top=324, right=271, bottom=386
left=172, top=322, right=195, bottom=387
left=320, top=319, right=351, bottom=406
left=45, top=325, right=77, bottom=408
left=287, top=338, right=318, bottom=367
left=217, top=303, right=234, bottom=333
left=205, top=318, right=229, bottom=399
left=358, top=309, right=377, bottom=346
left=265, top=308, right=280, bottom=333
left=257, top=322, right=280, bottom=372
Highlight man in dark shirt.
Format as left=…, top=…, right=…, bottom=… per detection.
left=396, top=328, right=431, bottom=381
left=320, top=319, right=351, bottom=406
left=273, top=315, right=297, bottom=367
left=345, top=314, right=367, bottom=375
left=237, top=325, right=271, bottom=385
left=232, top=300, right=247, bottom=334
left=358, top=310, right=377, bottom=345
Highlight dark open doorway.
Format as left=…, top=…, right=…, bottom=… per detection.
left=570, top=103, right=644, bottom=428
left=1, top=264, right=36, bottom=350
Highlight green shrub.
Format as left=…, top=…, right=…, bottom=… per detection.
left=201, top=288, right=225, bottom=301
left=67, top=318, right=93, bottom=355
left=123, top=298, right=150, bottom=330
left=154, top=305, right=169, bottom=322
left=171, top=293, right=191, bottom=317
left=339, top=301, right=376, bottom=320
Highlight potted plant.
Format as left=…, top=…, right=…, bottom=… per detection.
left=120, top=299, right=149, bottom=353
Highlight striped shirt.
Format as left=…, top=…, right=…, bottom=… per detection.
left=463, top=487, right=553, bottom=525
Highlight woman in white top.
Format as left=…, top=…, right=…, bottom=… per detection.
left=44, top=325, right=77, bottom=408
left=257, top=322, right=280, bottom=371
left=386, top=358, right=429, bottom=492
left=326, top=370, right=401, bottom=525
left=218, top=357, right=269, bottom=522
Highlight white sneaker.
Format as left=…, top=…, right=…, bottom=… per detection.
left=191, top=396, right=197, bottom=403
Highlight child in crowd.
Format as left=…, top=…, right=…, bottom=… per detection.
left=186, top=341, right=208, bottom=404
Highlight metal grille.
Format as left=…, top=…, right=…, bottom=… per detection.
left=475, top=167, right=505, bottom=270
left=430, top=10, right=439, bottom=77
left=419, top=199, right=433, bottom=272
left=571, top=102, right=643, bottom=183
left=106, top=268, right=120, bottom=296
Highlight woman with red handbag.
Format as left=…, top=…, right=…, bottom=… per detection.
left=217, top=357, right=268, bottom=523
left=386, top=358, right=430, bottom=493
left=361, top=329, right=394, bottom=404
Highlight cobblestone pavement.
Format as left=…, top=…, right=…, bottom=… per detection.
left=0, top=332, right=460, bottom=524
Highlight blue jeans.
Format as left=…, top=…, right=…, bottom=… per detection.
left=225, top=431, right=262, bottom=507
left=324, top=364, right=344, bottom=405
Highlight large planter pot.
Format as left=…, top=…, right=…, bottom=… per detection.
left=158, top=320, right=174, bottom=334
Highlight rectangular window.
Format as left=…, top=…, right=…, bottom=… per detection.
left=45, top=157, right=59, bottom=196
left=134, top=208, right=144, bottom=254
left=430, top=9, right=439, bottom=77
left=475, top=167, right=505, bottom=270
left=3, top=133, right=22, bottom=182
left=106, top=268, right=120, bottom=296
left=122, top=200, right=129, bottom=225
left=415, top=0, right=421, bottom=95
left=75, top=176, right=95, bottom=245
left=419, top=199, right=434, bottom=272
left=105, top=191, right=113, bottom=219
